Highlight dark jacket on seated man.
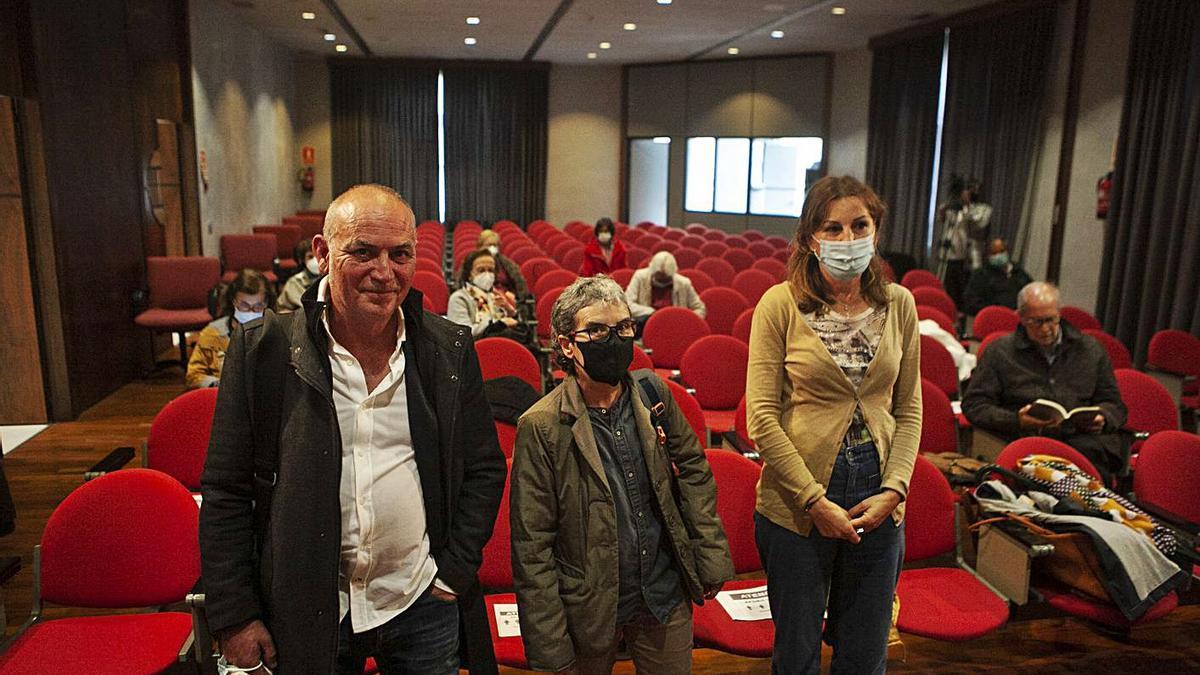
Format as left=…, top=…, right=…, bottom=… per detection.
left=963, top=260, right=1032, bottom=316
left=962, top=320, right=1128, bottom=480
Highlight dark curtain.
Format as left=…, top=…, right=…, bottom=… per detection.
left=1097, top=0, right=1200, bottom=364
left=937, top=2, right=1058, bottom=256
left=330, top=62, right=440, bottom=220
left=443, top=65, right=548, bottom=226
left=865, top=33, right=945, bottom=264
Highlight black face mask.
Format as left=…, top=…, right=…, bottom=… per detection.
left=574, top=334, right=634, bottom=386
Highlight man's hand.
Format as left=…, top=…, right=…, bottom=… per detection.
left=808, top=497, right=861, bottom=544
left=217, top=619, right=276, bottom=672
left=501, top=317, right=519, bottom=328
left=430, top=586, right=458, bottom=603
left=848, top=490, right=902, bottom=533
left=1019, top=404, right=1060, bottom=431
left=1082, top=413, right=1106, bottom=434
left=702, top=582, right=725, bottom=600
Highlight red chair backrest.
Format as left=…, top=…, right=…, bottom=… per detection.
left=731, top=269, right=776, bottom=306
left=562, top=247, right=586, bottom=274
left=252, top=225, right=303, bottom=259
left=40, top=469, right=199, bottom=607
left=765, top=235, right=789, bottom=248
left=146, top=256, right=220, bottom=310
left=476, top=337, right=542, bottom=393
left=732, top=308, right=755, bottom=344
left=520, top=257, right=561, bottom=285
left=696, top=258, right=737, bottom=287
left=625, top=247, right=651, bottom=269
left=901, top=269, right=943, bottom=291
left=679, top=235, right=707, bottom=250
left=679, top=269, right=715, bottom=293
left=1060, top=306, right=1101, bottom=332
left=919, top=335, right=958, bottom=398
left=672, top=248, right=703, bottom=270
left=903, top=455, right=958, bottom=562
left=912, top=287, right=957, bottom=320
left=642, top=307, right=711, bottom=369
left=685, top=223, right=708, bottom=235
left=772, top=248, right=791, bottom=263
left=917, top=305, right=956, bottom=336
left=972, top=305, right=1020, bottom=340
left=919, top=378, right=958, bottom=455
left=1083, top=329, right=1133, bottom=370
left=629, top=344, right=654, bottom=371
left=747, top=241, right=776, bottom=259
left=662, top=228, right=686, bottom=242
left=995, top=437, right=1102, bottom=480
left=705, top=449, right=763, bottom=573
left=977, top=331, right=1008, bottom=359
left=702, top=230, right=726, bottom=241
left=535, top=287, right=567, bottom=339
left=1134, top=431, right=1200, bottom=523
left=494, top=421, right=517, bottom=460
left=699, top=287, right=751, bottom=336
left=1147, top=329, right=1200, bottom=377
left=742, top=229, right=764, bottom=242
left=147, top=388, right=218, bottom=491
left=1114, top=368, right=1179, bottom=436
left=722, top=248, right=755, bottom=272
left=680, top=335, right=748, bottom=409
left=725, top=235, right=750, bottom=249
left=479, top=460, right=513, bottom=589
left=412, top=271, right=449, bottom=314
left=665, top=379, right=707, bottom=445
left=283, top=215, right=323, bottom=239
left=649, top=239, right=680, bottom=255
left=533, top=269, right=578, bottom=298
left=221, top=234, right=277, bottom=273
left=699, top=241, right=729, bottom=258
left=609, top=267, right=635, bottom=289
left=751, top=257, right=788, bottom=281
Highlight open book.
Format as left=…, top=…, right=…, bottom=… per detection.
left=1026, top=399, right=1102, bottom=425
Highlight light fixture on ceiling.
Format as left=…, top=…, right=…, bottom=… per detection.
left=323, top=33, right=336, bottom=41
left=335, top=44, right=348, bottom=52
left=624, top=23, right=637, bottom=31
left=301, top=11, right=315, bottom=20
left=587, top=52, right=598, bottom=59
left=652, top=136, right=671, bottom=144
left=466, top=16, right=480, bottom=25
left=770, top=30, right=784, bottom=38
left=728, top=47, right=740, bottom=55
left=464, top=37, right=477, bottom=46
left=831, top=6, right=847, bottom=15
left=599, top=41, right=611, bottom=49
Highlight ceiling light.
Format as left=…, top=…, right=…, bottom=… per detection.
left=728, top=47, right=740, bottom=55
left=657, top=0, right=672, bottom=5
left=599, top=41, right=611, bottom=49
left=323, top=33, right=336, bottom=41
left=466, top=16, right=480, bottom=25
left=832, top=6, right=847, bottom=15
left=652, top=137, right=671, bottom=144
left=587, top=52, right=597, bottom=59
left=624, top=23, right=637, bottom=31
left=464, top=37, right=477, bottom=45
left=301, top=11, right=315, bottom=20
left=771, top=30, right=784, bottom=39
left=335, top=44, right=348, bottom=52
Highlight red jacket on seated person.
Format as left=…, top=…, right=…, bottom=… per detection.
left=580, top=237, right=627, bottom=277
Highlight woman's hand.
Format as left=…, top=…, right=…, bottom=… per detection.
left=848, top=490, right=902, bottom=533
left=808, top=497, right=861, bottom=544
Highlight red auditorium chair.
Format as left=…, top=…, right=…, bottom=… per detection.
left=700, top=287, right=751, bottom=336
left=696, top=258, right=737, bottom=287
left=681, top=335, right=748, bottom=434
left=725, top=235, right=750, bottom=249
left=551, top=239, right=580, bottom=264
left=642, top=306, right=711, bottom=371
left=976, top=331, right=1007, bottom=360
left=252, top=224, right=303, bottom=275
left=1115, top=368, right=1179, bottom=458
left=1146, top=329, right=1200, bottom=413
left=665, top=379, right=708, bottom=445
left=519, top=257, right=561, bottom=286
left=663, top=228, right=686, bottom=242
left=685, top=223, right=709, bottom=235
left=920, top=377, right=959, bottom=455
left=900, top=269, right=944, bottom=291
left=700, top=241, right=729, bottom=258
left=622, top=229, right=645, bottom=246
left=412, top=270, right=449, bottom=314
left=479, top=460, right=528, bottom=668
left=134, top=256, right=221, bottom=368
left=630, top=344, right=654, bottom=371
left=680, top=268, right=715, bottom=294
left=625, top=246, right=651, bottom=269
left=731, top=269, right=776, bottom=306
left=416, top=257, right=443, bottom=275
left=533, top=269, right=578, bottom=298
left=1083, top=329, right=1133, bottom=370
left=747, top=241, right=775, bottom=259
left=562, top=247, right=586, bottom=274
left=722, top=248, right=755, bottom=272
left=765, top=235, right=789, bottom=248
left=283, top=214, right=323, bottom=239
left=494, top=421, right=517, bottom=459
left=1060, top=305, right=1102, bottom=331
left=609, top=267, right=635, bottom=288
left=912, top=286, right=957, bottom=322
left=732, top=308, right=755, bottom=344
left=691, top=449, right=772, bottom=657
left=220, top=234, right=278, bottom=283
left=772, top=248, right=791, bottom=263
left=702, top=230, right=726, bottom=241
left=679, top=234, right=707, bottom=250
left=917, top=305, right=957, bottom=336
left=994, top=436, right=1103, bottom=480
left=1134, top=431, right=1200, bottom=531
left=742, top=229, right=764, bottom=242
left=920, top=335, right=959, bottom=399
left=506, top=245, right=542, bottom=266
left=895, top=455, right=1009, bottom=640
left=751, top=257, right=788, bottom=281
left=145, top=388, right=218, bottom=491
left=649, top=239, right=681, bottom=255
left=535, top=287, right=567, bottom=343
left=476, top=337, right=543, bottom=394
left=673, top=247, right=702, bottom=270
left=296, top=209, right=327, bottom=219
left=0, top=469, right=199, bottom=673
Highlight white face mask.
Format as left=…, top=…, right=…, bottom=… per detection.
left=472, top=271, right=495, bottom=292
left=233, top=310, right=264, bottom=325
left=486, top=245, right=499, bottom=256
left=598, top=232, right=613, bottom=245
left=815, top=236, right=875, bottom=281
left=305, top=257, right=320, bottom=276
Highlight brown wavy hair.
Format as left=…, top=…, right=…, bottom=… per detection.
left=787, top=175, right=891, bottom=314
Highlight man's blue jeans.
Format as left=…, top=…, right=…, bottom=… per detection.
left=334, top=584, right=460, bottom=674
left=755, top=442, right=904, bottom=675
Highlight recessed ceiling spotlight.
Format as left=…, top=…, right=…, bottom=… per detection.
left=587, top=52, right=598, bottom=59
left=335, top=44, right=348, bottom=52
left=464, top=37, right=477, bottom=45
left=624, top=23, right=637, bottom=31
left=301, top=11, right=315, bottom=20
left=770, top=30, right=784, bottom=38
left=657, top=0, right=672, bottom=5
left=599, top=41, right=611, bottom=49
left=323, top=33, right=336, bottom=41
left=831, top=6, right=847, bottom=15
left=728, top=47, right=740, bottom=55
left=466, top=16, right=480, bottom=25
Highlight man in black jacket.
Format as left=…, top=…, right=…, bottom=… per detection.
left=963, top=282, right=1128, bottom=481
left=962, top=238, right=1033, bottom=316
left=200, top=184, right=506, bottom=674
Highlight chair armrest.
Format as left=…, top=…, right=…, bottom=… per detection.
left=84, top=447, right=135, bottom=481
left=719, top=431, right=759, bottom=461
left=186, top=590, right=216, bottom=665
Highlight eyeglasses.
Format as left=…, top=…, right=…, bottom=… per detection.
left=1021, top=315, right=1060, bottom=328
left=568, top=319, right=636, bottom=343
left=234, top=300, right=268, bottom=313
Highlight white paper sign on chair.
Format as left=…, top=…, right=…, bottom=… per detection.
left=494, top=603, right=521, bottom=638
left=716, top=585, right=771, bottom=621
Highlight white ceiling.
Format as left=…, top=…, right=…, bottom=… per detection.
left=220, top=0, right=997, bottom=63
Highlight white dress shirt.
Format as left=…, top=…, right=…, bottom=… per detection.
left=319, top=278, right=439, bottom=632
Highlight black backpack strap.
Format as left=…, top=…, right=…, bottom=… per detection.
left=242, top=313, right=290, bottom=535
left=633, top=371, right=670, bottom=444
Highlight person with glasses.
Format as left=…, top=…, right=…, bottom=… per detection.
left=186, top=268, right=275, bottom=388
left=963, top=281, right=1128, bottom=481
left=510, top=275, right=733, bottom=674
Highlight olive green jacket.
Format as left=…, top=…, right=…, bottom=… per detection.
left=510, top=372, right=734, bottom=671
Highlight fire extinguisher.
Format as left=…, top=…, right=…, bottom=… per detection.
left=299, top=166, right=314, bottom=193
left=1096, top=170, right=1112, bottom=219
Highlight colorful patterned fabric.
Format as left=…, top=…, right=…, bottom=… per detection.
left=803, top=306, right=889, bottom=448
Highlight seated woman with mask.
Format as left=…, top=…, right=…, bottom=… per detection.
left=476, top=230, right=531, bottom=303
left=186, top=269, right=275, bottom=388
left=277, top=239, right=321, bottom=312
left=624, top=251, right=706, bottom=330
left=448, top=249, right=525, bottom=340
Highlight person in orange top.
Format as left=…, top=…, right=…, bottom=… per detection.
left=579, top=217, right=627, bottom=277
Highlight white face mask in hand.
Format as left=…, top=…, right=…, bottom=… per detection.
left=815, top=237, right=875, bottom=281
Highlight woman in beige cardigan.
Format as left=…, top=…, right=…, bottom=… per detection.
left=746, top=176, right=921, bottom=675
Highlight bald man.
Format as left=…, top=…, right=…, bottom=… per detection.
left=963, top=282, right=1128, bottom=481
left=200, top=184, right=505, bottom=673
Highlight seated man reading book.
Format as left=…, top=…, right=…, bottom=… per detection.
left=963, top=282, right=1128, bottom=481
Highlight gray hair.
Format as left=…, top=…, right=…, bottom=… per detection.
left=1017, top=281, right=1060, bottom=313
left=550, top=275, right=630, bottom=373
left=648, top=251, right=678, bottom=277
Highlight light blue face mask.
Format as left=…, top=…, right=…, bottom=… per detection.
left=233, top=310, right=264, bottom=325
left=988, top=252, right=1010, bottom=268
left=815, top=236, right=875, bottom=281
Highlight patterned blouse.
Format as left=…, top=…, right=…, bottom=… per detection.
left=801, top=305, right=889, bottom=449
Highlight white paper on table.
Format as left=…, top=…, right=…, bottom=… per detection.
left=715, top=585, right=771, bottom=621
left=193, top=493, right=203, bottom=507
left=494, top=603, right=521, bottom=638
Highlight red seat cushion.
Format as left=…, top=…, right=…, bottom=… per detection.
left=691, top=579, right=774, bottom=657
left=0, top=612, right=192, bottom=674
left=1039, top=586, right=1177, bottom=627
left=484, top=592, right=529, bottom=668
left=133, top=307, right=214, bottom=330
left=703, top=408, right=736, bottom=434
left=896, top=568, right=1008, bottom=640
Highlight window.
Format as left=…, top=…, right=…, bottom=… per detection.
left=686, top=136, right=823, bottom=216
